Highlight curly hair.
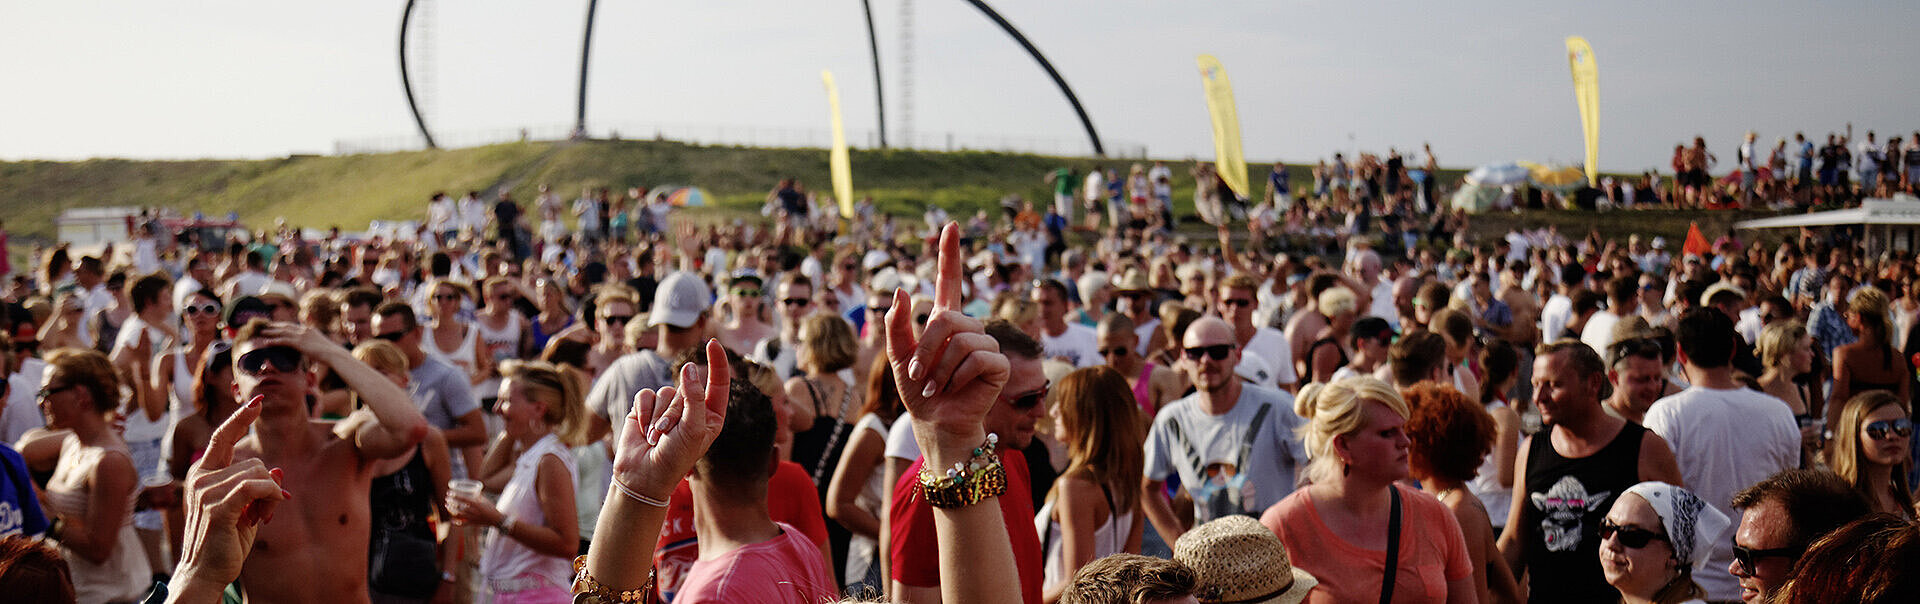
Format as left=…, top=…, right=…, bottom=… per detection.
left=1402, top=383, right=1495, bottom=484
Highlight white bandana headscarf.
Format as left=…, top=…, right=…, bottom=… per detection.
left=1624, top=481, right=1731, bottom=571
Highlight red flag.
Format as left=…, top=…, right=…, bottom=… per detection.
left=1683, top=222, right=1712, bottom=257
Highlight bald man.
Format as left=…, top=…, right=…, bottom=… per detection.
left=1141, top=317, right=1306, bottom=544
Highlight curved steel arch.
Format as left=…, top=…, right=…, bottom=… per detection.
left=399, top=0, right=437, bottom=149
left=861, top=0, right=887, bottom=148
left=575, top=0, right=601, bottom=137
left=960, top=0, right=1104, bottom=156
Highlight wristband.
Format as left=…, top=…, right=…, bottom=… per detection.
left=612, top=476, right=670, bottom=508
left=498, top=516, right=516, bottom=534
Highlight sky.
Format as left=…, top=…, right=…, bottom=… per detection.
left=4, top=1, right=1918, bottom=173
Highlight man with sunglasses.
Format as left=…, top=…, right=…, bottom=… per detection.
left=1142, top=317, right=1305, bottom=545
left=1642, top=309, right=1800, bottom=602
left=750, top=274, right=814, bottom=381
left=225, top=320, right=430, bottom=603
left=1500, top=340, right=1684, bottom=604
left=1727, top=469, right=1870, bottom=603
left=586, top=271, right=710, bottom=445
left=369, top=302, right=488, bottom=461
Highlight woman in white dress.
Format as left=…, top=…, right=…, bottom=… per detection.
left=448, top=360, right=585, bottom=602
left=1036, top=366, right=1145, bottom=603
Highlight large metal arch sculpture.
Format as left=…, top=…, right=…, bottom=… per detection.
left=959, top=0, right=1104, bottom=156
left=399, top=0, right=437, bottom=149
left=398, top=0, right=1105, bottom=156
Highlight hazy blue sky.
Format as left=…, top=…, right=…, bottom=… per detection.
left=5, top=1, right=1916, bottom=172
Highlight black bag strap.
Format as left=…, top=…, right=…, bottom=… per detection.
left=1380, top=486, right=1403, bottom=604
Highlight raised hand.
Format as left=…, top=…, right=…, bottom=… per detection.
left=250, top=322, right=337, bottom=359
left=172, top=395, right=287, bottom=599
left=888, top=222, right=1008, bottom=452
left=611, top=338, right=731, bottom=502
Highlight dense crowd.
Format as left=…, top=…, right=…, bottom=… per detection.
left=0, top=153, right=1916, bottom=604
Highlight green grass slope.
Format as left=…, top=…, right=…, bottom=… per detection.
left=2, top=138, right=1763, bottom=258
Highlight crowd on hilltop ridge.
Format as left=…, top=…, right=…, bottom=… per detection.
left=0, top=137, right=1915, bottom=604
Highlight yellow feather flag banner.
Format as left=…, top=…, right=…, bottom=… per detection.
left=1196, top=54, right=1248, bottom=200
left=1565, top=36, right=1600, bottom=187
left=822, top=70, right=854, bottom=219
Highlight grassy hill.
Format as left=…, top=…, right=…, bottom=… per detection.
left=1, top=139, right=1766, bottom=261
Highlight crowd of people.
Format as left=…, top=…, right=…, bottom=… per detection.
left=0, top=151, right=1916, bottom=604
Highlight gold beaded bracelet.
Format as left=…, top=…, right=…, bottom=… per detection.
left=916, top=433, right=1006, bottom=509
left=570, top=555, right=654, bottom=603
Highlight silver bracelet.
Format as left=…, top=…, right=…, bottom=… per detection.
left=612, top=476, right=670, bottom=508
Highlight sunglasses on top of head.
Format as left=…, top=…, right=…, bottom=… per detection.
left=1182, top=344, right=1232, bottom=362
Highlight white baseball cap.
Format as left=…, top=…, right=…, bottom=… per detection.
left=649, top=271, right=712, bottom=328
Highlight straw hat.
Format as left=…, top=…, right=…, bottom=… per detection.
left=1173, top=516, right=1317, bottom=604
left=1114, top=268, right=1151, bottom=293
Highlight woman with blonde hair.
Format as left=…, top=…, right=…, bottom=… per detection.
left=1038, top=366, right=1146, bottom=603
left=1260, top=376, right=1474, bottom=603
left=1829, top=286, right=1910, bottom=429
left=1303, top=286, right=1358, bottom=384
left=449, top=360, right=585, bottom=602
left=421, top=279, right=491, bottom=388
left=1756, top=320, right=1823, bottom=466
left=784, top=312, right=862, bottom=578
left=1825, top=390, right=1915, bottom=517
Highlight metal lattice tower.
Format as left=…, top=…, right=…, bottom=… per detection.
left=897, top=0, right=915, bottom=148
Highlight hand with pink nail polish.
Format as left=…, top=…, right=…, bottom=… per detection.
left=609, top=338, right=733, bottom=506
left=888, top=222, right=1008, bottom=458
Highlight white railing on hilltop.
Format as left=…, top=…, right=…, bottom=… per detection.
left=333, top=122, right=1148, bottom=159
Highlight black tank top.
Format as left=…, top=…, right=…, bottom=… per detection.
left=369, top=446, right=437, bottom=545
left=1520, top=422, right=1646, bottom=604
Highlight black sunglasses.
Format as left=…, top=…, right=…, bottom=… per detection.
left=1003, top=382, right=1050, bottom=411
left=602, top=314, right=634, bottom=325
left=1183, top=344, right=1232, bottom=361
left=237, top=346, right=303, bottom=376
left=1865, top=418, right=1914, bottom=440
left=1598, top=520, right=1669, bottom=549
left=1731, top=543, right=1801, bottom=575
left=1220, top=298, right=1254, bottom=308
left=1100, top=346, right=1131, bottom=357
left=780, top=298, right=811, bottom=307
left=374, top=331, right=407, bottom=342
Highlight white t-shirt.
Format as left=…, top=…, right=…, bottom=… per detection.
left=1368, top=279, right=1398, bottom=328
left=884, top=410, right=920, bottom=464
left=1144, top=385, right=1304, bottom=524
left=1040, top=322, right=1102, bottom=368
left=1540, top=293, right=1573, bottom=341
left=1643, top=386, right=1798, bottom=602
left=1241, top=326, right=1297, bottom=388
left=1083, top=171, right=1107, bottom=202
left=1580, top=310, right=1621, bottom=355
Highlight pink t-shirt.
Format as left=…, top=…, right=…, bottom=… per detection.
left=676, top=521, right=838, bottom=604
left=1260, top=483, right=1471, bottom=604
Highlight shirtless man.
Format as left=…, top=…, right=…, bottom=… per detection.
left=229, top=320, right=429, bottom=603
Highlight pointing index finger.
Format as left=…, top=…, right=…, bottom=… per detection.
left=701, top=338, right=729, bottom=416
left=201, top=395, right=262, bottom=472
left=934, top=222, right=963, bottom=312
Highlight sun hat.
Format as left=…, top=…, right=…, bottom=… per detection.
left=1622, top=481, right=1731, bottom=571
left=1173, top=515, right=1317, bottom=604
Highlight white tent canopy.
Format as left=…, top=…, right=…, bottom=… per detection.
left=1735, top=196, right=1920, bottom=254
